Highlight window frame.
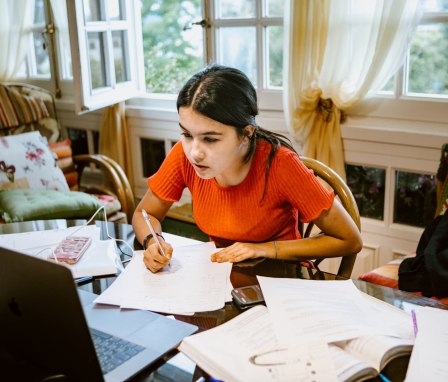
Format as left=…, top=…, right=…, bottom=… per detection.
left=66, top=0, right=145, bottom=114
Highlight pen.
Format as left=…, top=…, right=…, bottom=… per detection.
left=378, top=373, right=391, bottom=382
left=141, top=209, right=170, bottom=266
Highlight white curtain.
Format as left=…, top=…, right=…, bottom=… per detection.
left=0, top=0, right=35, bottom=81
left=283, top=0, right=422, bottom=179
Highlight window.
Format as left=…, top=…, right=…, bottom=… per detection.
left=139, top=0, right=284, bottom=109
left=66, top=0, right=145, bottom=113
left=405, top=0, right=448, bottom=97
left=377, top=0, right=448, bottom=99
left=210, top=0, right=284, bottom=109
left=19, top=0, right=51, bottom=79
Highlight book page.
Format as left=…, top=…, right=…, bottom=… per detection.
left=328, top=345, right=376, bottom=382
left=405, top=307, right=448, bottom=382
left=258, top=277, right=406, bottom=344
left=340, top=335, right=413, bottom=371
left=179, top=305, right=338, bottom=382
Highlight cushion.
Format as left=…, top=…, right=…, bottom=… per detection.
left=358, top=258, right=448, bottom=305
left=0, top=131, right=69, bottom=191
left=0, top=189, right=102, bottom=223
left=358, top=260, right=402, bottom=289
left=0, top=84, right=50, bottom=128
left=49, top=139, right=79, bottom=190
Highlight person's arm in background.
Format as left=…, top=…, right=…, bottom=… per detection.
left=132, top=188, right=174, bottom=272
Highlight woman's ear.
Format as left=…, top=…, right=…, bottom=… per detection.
left=243, top=125, right=256, bottom=143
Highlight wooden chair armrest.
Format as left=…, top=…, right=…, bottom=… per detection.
left=73, top=154, right=135, bottom=222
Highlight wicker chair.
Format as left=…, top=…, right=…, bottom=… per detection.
left=0, top=82, right=135, bottom=223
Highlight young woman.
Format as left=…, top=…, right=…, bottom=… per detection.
left=132, top=64, right=362, bottom=274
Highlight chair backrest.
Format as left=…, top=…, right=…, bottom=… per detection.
left=300, top=157, right=361, bottom=279
left=0, top=82, right=62, bottom=143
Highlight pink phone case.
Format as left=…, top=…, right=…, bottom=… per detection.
left=53, top=236, right=92, bottom=264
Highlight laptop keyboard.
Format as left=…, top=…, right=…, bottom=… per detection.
left=91, top=328, right=146, bottom=374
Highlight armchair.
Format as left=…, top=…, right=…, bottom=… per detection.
left=0, top=82, right=135, bottom=223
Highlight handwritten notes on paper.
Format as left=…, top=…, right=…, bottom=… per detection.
left=94, top=242, right=232, bottom=314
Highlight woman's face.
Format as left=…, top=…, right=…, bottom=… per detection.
left=178, top=107, right=252, bottom=186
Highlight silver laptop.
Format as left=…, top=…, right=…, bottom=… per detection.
left=0, top=246, right=198, bottom=381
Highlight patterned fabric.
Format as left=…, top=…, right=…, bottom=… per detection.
left=0, top=131, right=69, bottom=191
left=0, top=85, right=50, bottom=128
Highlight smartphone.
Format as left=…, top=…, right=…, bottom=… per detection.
left=231, top=285, right=265, bottom=310
left=52, top=236, right=92, bottom=264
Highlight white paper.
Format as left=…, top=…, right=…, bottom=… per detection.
left=405, top=307, right=448, bottom=382
left=258, top=277, right=412, bottom=344
left=94, top=242, right=232, bottom=314
left=0, top=225, right=119, bottom=278
left=179, top=305, right=338, bottom=382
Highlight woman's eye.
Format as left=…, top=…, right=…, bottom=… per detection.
left=204, top=137, right=218, bottom=143
left=181, top=132, right=192, bottom=138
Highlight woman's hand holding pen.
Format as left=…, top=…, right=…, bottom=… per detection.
left=143, top=240, right=173, bottom=272
left=211, top=242, right=272, bottom=263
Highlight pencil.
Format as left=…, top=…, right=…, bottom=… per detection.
left=141, top=209, right=170, bottom=267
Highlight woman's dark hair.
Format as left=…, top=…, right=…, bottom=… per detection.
left=177, top=64, right=297, bottom=200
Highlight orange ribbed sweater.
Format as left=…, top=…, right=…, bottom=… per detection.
left=148, top=141, right=334, bottom=248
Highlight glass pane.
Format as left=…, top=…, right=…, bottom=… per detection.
left=407, top=23, right=448, bottom=96
left=421, top=0, right=448, bottom=11
left=84, top=0, right=102, bottom=22
left=33, top=32, right=50, bottom=77
left=219, top=27, right=257, bottom=86
left=266, top=25, right=283, bottom=88
left=141, top=139, right=166, bottom=177
left=87, top=32, right=107, bottom=89
left=108, top=0, right=124, bottom=20
left=346, top=165, right=385, bottom=220
left=112, top=30, right=129, bottom=83
left=394, top=171, right=437, bottom=228
left=141, top=0, right=204, bottom=94
left=218, top=0, right=256, bottom=19
left=34, top=0, right=45, bottom=24
left=266, top=0, right=284, bottom=17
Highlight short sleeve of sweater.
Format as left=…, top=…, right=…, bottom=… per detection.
left=272, top=148, right=334, bottom=223
left=147, top=141, right=187, bottom=202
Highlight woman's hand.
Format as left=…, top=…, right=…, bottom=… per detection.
left=143, top=241, right=173, bottom=272
left=211, top=242, right=272, bottom=263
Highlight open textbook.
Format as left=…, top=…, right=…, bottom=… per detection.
left=330, top=335, right=413, bottom=382
left=179, top=305, right=338, bottom=382
left=180, top=277, right=415, bottom=381
left=179, top=304, right=413, bottom=382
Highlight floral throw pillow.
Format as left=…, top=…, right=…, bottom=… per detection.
left=0, top=131, right=69, bottom=191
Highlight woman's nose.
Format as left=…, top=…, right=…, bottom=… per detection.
left=190, top=140, right=204, bottom=162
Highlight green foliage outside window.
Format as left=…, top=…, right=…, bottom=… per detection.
left=141, top=0, right=203, bottom=94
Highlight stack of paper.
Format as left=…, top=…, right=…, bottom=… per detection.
left=94, top=241, right=232, bottom=315
left=179, top=276, right=416, bottom=382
